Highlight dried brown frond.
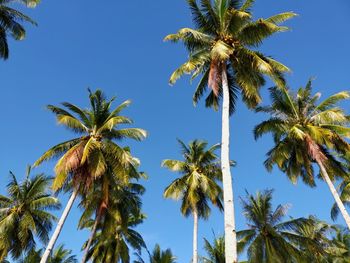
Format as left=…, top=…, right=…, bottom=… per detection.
left=305, top=135, right=327, bottom=164
left=208, top=60, right=222, bottom=97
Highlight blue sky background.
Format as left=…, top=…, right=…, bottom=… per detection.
left=1, top=0, right=350, bottom=262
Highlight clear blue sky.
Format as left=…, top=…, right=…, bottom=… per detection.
left=1, top=0, right=350, bottom=262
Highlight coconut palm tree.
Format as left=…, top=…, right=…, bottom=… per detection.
left=134, top=244, right=177, bottom=263
left=162, top=139, right=223, bottom=263
left=80, top=169, right=145, bottom=263
left=34, top=89, right=147, bottom=263
left=18, top=248, right=42, bottom=263
left=329, top=227, right=350, bottom=262
left=287, top=216, right=337, bottom=262
left=47, top=245, right=77, bottom=263
left=164, top=1, right=296, bottom=261
left=0, top=0, right=39, bottom=59
left=254, top=80, right=350, bottom=229
left=84, top=212, right=146, bottom=263
left=79, top=167, right=146, bottom=263
left=201, top=236, right=225, bottom=263
left=237, top=190, right=307, bottom=262
left=0, top=167, right=60, bottom=261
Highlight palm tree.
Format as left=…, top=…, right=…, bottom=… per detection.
left=47, top=245, right=77, bottom=263
left=34, top=89, right=147, bottom=263
left=201, top=236, right=225, bottom=263
left=79, top=167, right=146, bottom=263
left=0, top=0, right=39, bottom=59
left=0, top=166, right=60, bottom=261
left=237, top=190, right=306, bottom=262
left=17, top=245, right=77, bottom=263
left=162, top=139, right=223, bottom=263
left=164, top=1, right=296, bottom=261
left=254, top=80, right=350, bottom=229
left=84, top=213, right=146, bottom=263
left=18, top=248, right=42, bottom=263
left=288, top=216, right=337, bottom=262
left=134, top=244, right=177, bottom=263
left=17, top=244, right=78, bottom=263
left=80, top=171, right=145, bottom=263
left=329, top=227, right=350, bottom=262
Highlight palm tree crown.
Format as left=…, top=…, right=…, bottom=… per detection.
left=34, top=89, right=147, bottom=193
left=290, top=216, right=338, bottom=262
left=80, top=168, right=146, bottom=263
left=134, top=244, right=177, bottom=263
left=0, top=167, right=60, bottom=260
left=0, top=0, right=39, bottom=59
left=86, top=213, right=146, bottom=263
left=202, top=236, right=225, bottom=263
left=163, top=139, right=223, bottom=218
left=254, top=80, right=350, bottom=186
left=47, top=244, right=77, bottom=263
left=237, top=190, right=305, bottom=262
left=165, top=0, right=296, bottom=112
left=16, top=244, right=77, bottom=263
left=330, top=227, right=350, bottom=262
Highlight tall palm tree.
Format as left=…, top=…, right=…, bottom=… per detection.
left=34, top=89, right=147, bottom=263
left=0, top=167, right=60, bottom=261
left=134, top=244, right=177, bottom=263
left=254, top=80, right=350, bottom=229
left=0, top=0, right=39, bottom=59
left=237, top=190, right=305, bottom=262
left=165, top=1, right=296, bottom=261
left=201, top=236, right=225, bottom=263
left=162, top=139, right=223, bottom=263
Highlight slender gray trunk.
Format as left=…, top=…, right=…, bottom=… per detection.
left=81, top=213, right=101, bottom=263
left=192, top=207, right=198, bottom=263
left=40, top=190, right=78, bottom=263
left=317, top=160, right=350, bottom=230
left=221, top=65, right=237, bottom=263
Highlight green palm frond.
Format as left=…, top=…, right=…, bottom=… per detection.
left=314, top=91, right=350, bottom=112
left=265, top=12, right=298, bottom=24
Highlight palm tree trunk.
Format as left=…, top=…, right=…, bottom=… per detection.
left=81, top=212, right=102, bottom=263
left=316, top=159, right=350, bottom=229
left=221, top=64, right=237, bottom=263
left=40, top=190, right=78, bottom=263
left=193, top=207, right=198, bottom=263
